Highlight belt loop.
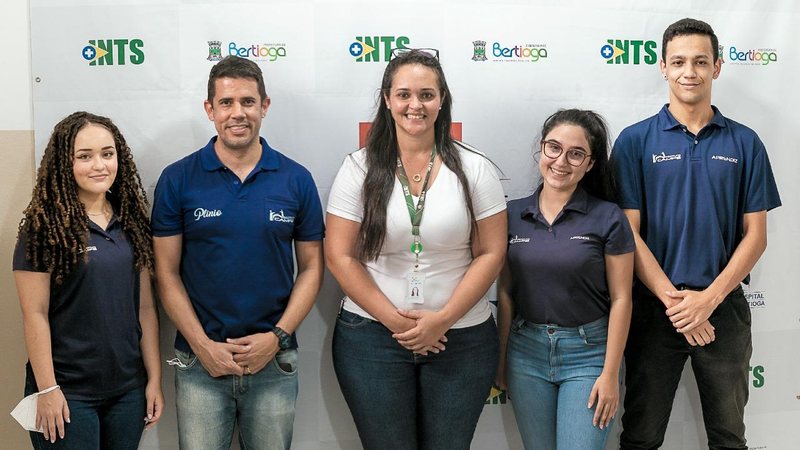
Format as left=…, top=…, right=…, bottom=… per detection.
left=578, top=325, right=587, bottom=341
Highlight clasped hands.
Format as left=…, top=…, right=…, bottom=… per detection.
left=663, top=288, right=719, bottom=346
left=195, top=332, right=280, bottom=377
left=391, top=309, right=449, bottom=356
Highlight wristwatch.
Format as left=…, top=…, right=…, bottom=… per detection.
left=272, top=326, right=291, bottom=350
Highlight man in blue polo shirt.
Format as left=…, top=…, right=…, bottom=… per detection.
left=611, top=18, right=781, bottom=450
left=152, top=55, right=324, bottom=449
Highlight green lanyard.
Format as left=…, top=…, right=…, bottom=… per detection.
left=396, top=145, right=437, bottom=260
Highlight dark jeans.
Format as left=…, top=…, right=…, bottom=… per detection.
left=332, top=309, right=498, bottom=450
left=620, top=286, right=751, bottom=450
left=25, top=378, right=145, bottom=450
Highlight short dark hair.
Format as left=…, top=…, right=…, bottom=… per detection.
left=662, top=18, right=719, bottom=62
left=207, top=55, right=268, bottom=102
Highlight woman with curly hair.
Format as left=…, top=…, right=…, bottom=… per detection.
left=13, top=111, right=163, bottom=449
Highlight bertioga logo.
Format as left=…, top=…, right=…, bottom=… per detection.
left=207, top=40, right=287, bottom=62
left=82, top=39, right=144, bottom=66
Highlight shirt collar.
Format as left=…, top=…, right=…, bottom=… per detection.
left=521, top=184, right=589, bottom=220
left=658, top=104, right=727, bottom=131
left=199, top=136, right=280, bottom=172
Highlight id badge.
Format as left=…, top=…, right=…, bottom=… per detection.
left=406, top=270, right=426, bottom=304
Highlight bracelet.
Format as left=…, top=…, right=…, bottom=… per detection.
left=38, top=385, right=60, bottom=395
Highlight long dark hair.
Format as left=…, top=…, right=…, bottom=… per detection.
left=539, top=109, right=617, bottom=202
left=359, top=50, right=477, bottom=261
left=18, top=111, right=154, bottom=284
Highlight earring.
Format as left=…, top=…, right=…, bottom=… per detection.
left=663, top=73, right=667, bottom=79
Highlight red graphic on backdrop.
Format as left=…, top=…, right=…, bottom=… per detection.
left=359, top=122, right=463, bottom=148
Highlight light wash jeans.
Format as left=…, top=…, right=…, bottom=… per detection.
left=173, top=348, right=298, bottom=450
left=507, top=315, right=612, bottom=450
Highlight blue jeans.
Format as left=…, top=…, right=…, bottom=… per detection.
left=506, top=315, right=611, bottom=450
left=620, top=286, right=751, bottom=450
left=332, top=309, right=498, bottom=450
left=25, top=379, right=145, bottom=450
left=173, top=348, right=298, bottom=450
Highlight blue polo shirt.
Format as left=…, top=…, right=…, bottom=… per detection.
left=151, top=137, right=324, bottom=351
left=506, top=186, right=634, bottom=326
left=611, top=105, right=781, bottom=287
left=13, top=218, right=146, bottom=400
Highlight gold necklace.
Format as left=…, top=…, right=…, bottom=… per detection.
left=86, top=206, right=111, bottom=217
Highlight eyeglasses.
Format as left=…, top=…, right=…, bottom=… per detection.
left=390, top=47, right=440, bottom=60
left=541, top=140, right=592, bottom=167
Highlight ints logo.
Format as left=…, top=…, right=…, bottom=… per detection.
left=600, top=39, right=657, bottom=65
left=728, top=46, right=777, bottom=66
left=486, top=385, right=507, bottom=405
left=349, top=36, right=410, bottom=62
left=749, top=365, right=765, bottom=388
left=744, top=290, right=766, bottom=308
left=81, top=39, right=144, bottom=66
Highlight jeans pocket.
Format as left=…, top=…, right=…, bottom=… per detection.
left=172, top=349, right=199, bottom=371
left=336, top=310, right=372, bottom=329
left=579, top=323, right=608, bottom=346
left=272, top=349, right=298, bottom=376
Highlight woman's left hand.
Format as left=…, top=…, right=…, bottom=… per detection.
left=144, top=380, right=164, bottom=430
left=588, top=371, right=619, bottom=430
left=392, top=309, right=450, bottom=353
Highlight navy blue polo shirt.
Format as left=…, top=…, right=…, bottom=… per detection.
left=151, top=137, right=324, bottom=351
left=506, top=186, right=635, bottom=326
left=611, top=105, right=781, bottom=287
left=13, top=218, right=146, bottom=400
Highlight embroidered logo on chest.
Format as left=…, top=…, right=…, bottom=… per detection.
left=509, top=235, right=531, bottom=244
left=711, top=155, right=738, bottom=164
left=194, top=208, right=222, bottom=221
left=269, top=210, right=295, bottom=223
left=652, top=152, right=682, bottom=164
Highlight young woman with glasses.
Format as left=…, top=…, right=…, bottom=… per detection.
left=496, top=109, right=634, bottom=449
left=325, top=49, right=507, bottom=449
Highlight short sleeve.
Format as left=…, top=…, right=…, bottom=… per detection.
left=604, top=204, right=635, bottom=255
left=468, top=153, right=506, bottom=220
left=743, top=135, right=782, bottom=213
left=326, top=151, right=367, bottom=223
left=610, top=130, right=643, bottom=211
left=151, top=165, right=184, bottom=237
left=12, top=231, right=42, bottom=272
left=292, top=169, right=325, bottom=241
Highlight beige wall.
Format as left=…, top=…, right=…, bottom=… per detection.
left=0, top=131, right=36, bottom=448
left=2, top=0, right=35, bottom=446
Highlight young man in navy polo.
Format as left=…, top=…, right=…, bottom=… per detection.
left=611, top=18, right=781, bottom=450
left=152, top=56, right=324, bottom=449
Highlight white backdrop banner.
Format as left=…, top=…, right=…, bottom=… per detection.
left=30, top=1, right=799, bottom=449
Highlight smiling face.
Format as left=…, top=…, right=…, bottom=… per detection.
left=204, top=76, right=270, bottom=153
left=384, top=63, right=443, bottom=140
left=661, top=33, right=721, bottom=108
left=72, top=123, right=118, bottom=202
left=539, top=124, right=594, bottom=194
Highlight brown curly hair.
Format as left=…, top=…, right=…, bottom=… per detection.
left=18, top=111, right=154, bottom=284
